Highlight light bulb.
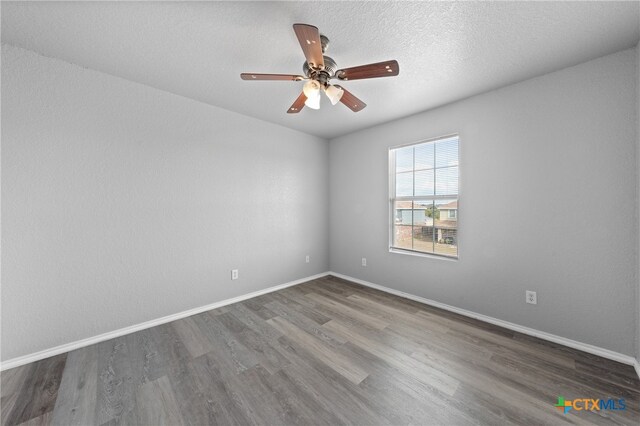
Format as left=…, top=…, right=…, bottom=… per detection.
left=303, top=80, right=321, bottom=99
left=324, top=84, right=344, bottom=105
left=304, top=93, right=320, bottom=110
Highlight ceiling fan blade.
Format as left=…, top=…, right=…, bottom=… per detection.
left=241, top=73, right=304, bottom=81
left=287, top=92, right=307, bottom=114
left=334, top=60, right=399, bottom=81
left=293, top=24, right=324, bottom=70
left=335, top=86, right=366, bottom=112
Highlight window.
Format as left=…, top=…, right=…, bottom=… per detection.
left=389, top=135, right=459, bottom=258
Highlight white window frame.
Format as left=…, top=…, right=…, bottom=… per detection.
left=388, top=134, right=460, bottom=260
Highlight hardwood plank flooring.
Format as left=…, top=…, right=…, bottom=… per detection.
left=3, top=355, right=66, bottom=426
left=2, top=275, right=639, bottom=425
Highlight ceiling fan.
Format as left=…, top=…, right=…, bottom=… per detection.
left=240, top=24, right=399, bottom=114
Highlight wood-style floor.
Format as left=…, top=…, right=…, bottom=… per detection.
left=2, top=276, right=639, bottom=425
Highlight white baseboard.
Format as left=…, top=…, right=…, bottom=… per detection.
left=0, top=272, right=330, bottom=371
left=329, top=271, right=640, bottom=373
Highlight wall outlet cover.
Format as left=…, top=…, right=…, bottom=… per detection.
left=526, top=290, right=537, bottom=305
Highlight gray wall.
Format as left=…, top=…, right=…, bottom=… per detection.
left=637, top=41, right=640, bottom=362
left=2, top=42, right=638, bottom=362
left=329, top=48, right=638, bottom=356
left=1, top=44, right=329, bottom=361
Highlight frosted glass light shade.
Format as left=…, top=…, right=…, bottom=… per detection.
left=324, top=84, right=344, bottom=105
left=304, top=94, right=321, bottom=109
left=303, top=80, right=321, bottom=98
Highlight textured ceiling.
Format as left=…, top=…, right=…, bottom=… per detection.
left=2, top=1, right=639, bottom=139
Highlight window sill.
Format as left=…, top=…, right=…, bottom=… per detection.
left=389, top=247, right=458, bottom=261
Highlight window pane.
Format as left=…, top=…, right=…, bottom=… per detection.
left=395, top=146, right=413, bottom=173
left=434, top=199, right=457, bottom=257
left=393, top=200, right=413, bottom=250
left=396, top=171, right=413, bottom=196
left=436, top=137, right=459, bottom=168
left=390, top=136, right=459, bottom=258
left=415, top=143, right=434, bottom=171
left=435, top=166, right=459, bottom=196
left=412, top=200, right=435, bottom=254
left=414, top=169, right=434, bottom=196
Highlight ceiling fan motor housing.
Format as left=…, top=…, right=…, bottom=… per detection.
left=303, top=55, right=338, bottom=85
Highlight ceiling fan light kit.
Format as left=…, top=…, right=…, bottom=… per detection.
left=240, top=23, right=399, bottom=114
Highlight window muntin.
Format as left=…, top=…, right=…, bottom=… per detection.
left=390, top=136, right=459, bottom=258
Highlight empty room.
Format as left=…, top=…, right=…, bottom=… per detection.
left=1, top=1, right=639, bottom=425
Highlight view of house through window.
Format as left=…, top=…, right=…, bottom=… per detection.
left=390, top=135, right=459, bottom=258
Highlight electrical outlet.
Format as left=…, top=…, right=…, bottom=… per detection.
left=305, top=255, right=310, bottom=263
left=526, top=290, right=537, bottom=305
left=231, top=269, right=239, bottom=280
left=362, top=257, right=367, bottom=267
